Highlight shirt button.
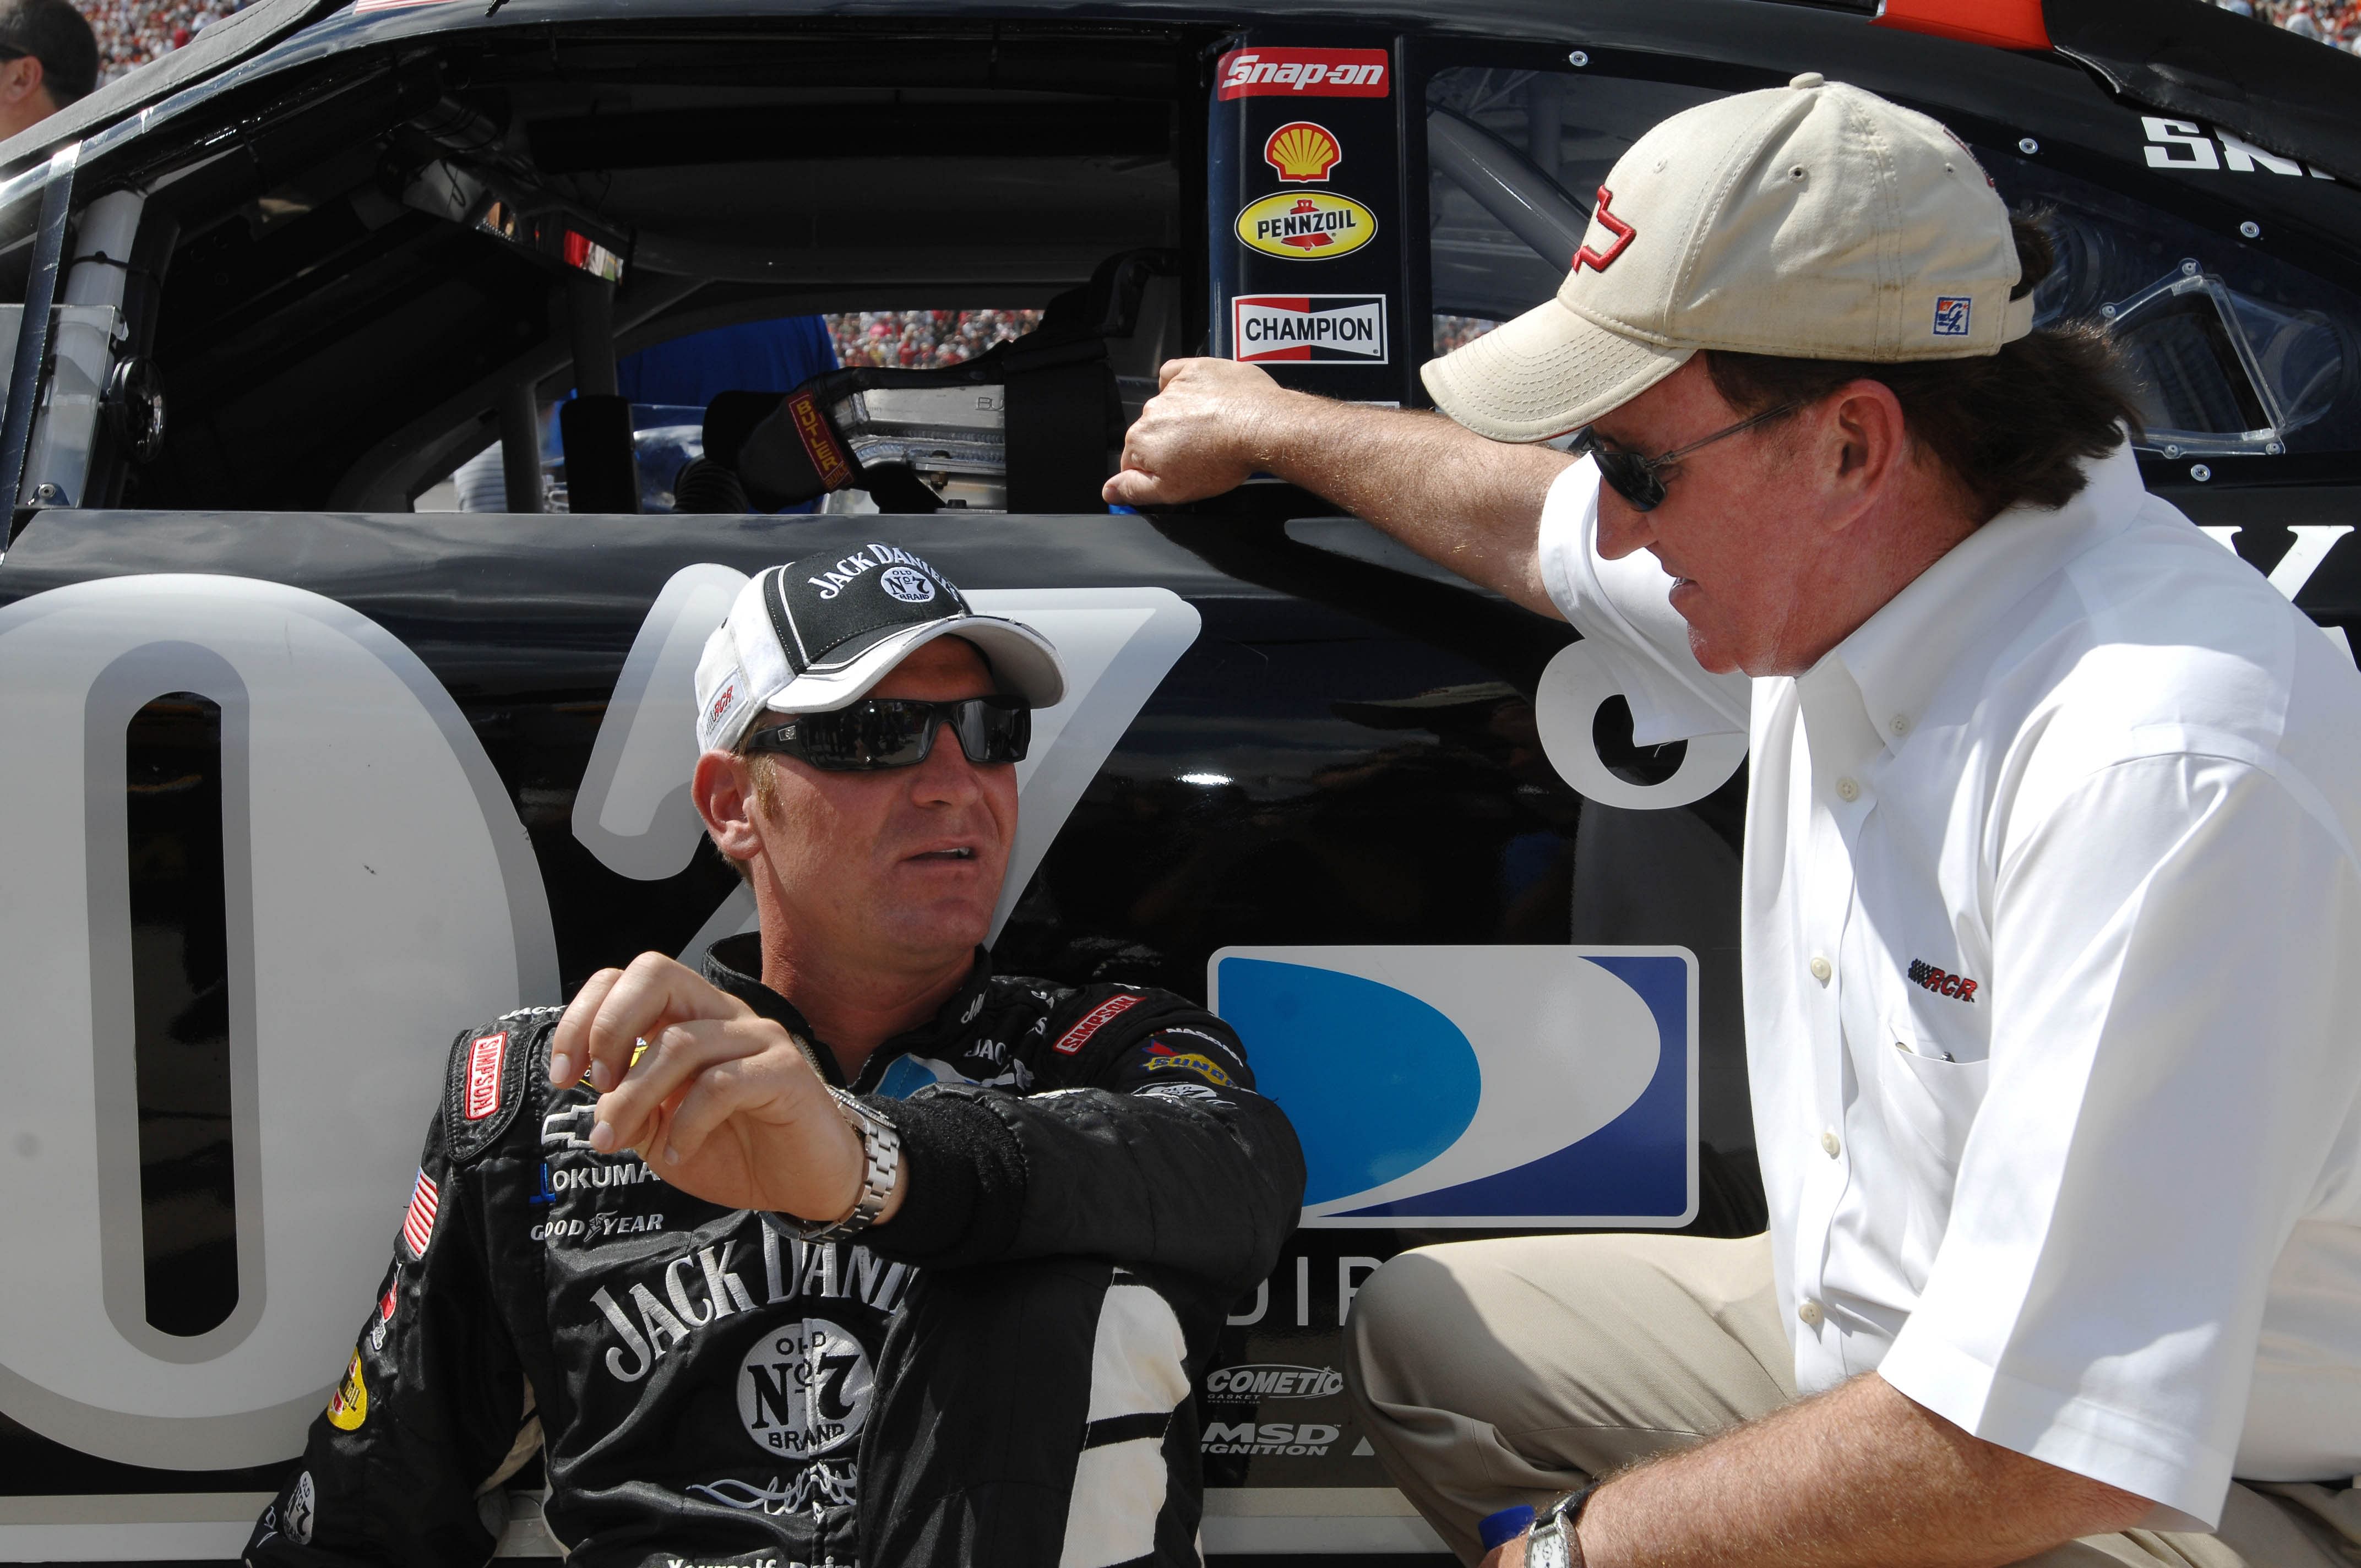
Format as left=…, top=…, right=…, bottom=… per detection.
left=1891, top=715, right=1911, bottom=737
left=1820, top=1129, right=1841, bottom=1158
left=1810, top=956, right=1832, bottom=983
left=1797, top=1299, right=1825, bottom=1327
left=1836, top=776, right=1860, bottom=802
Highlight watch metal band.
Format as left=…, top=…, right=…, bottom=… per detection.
left=778, top=1087, right=901, bottom=1242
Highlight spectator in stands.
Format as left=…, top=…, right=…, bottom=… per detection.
left=0, top=0, right=95, bottom=139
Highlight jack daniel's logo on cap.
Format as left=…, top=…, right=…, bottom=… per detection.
left=770, top=545, right=970, bottom=675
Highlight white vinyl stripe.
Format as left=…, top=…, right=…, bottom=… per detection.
left=1058, top=1437, right=1168, bottom=1568
left=1080, top=1280, right=1189, bottom=1424
left=1058, top=1277, right=1188, bottom=1568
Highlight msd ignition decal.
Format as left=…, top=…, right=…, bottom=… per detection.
left=1209, top=947, right=1698, bottom=1226
left=1218, top=48, right=1389, bottom=99
left=1203, top=1420, right=1342, bottom=1456
left=1233, top=296, right=1388, bottom=363
left=1236, top=192, right=1377, bottom=260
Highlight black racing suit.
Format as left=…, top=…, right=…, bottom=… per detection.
left=244, top=934, right=1303, bottom=1568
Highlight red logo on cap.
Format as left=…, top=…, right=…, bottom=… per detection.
left=1574, top=187, right=1635, bottom=273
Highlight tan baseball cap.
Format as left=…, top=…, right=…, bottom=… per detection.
left=1423, top=73, right=2034, bottom=442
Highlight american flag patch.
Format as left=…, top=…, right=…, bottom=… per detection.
left=401, top=1170, right=439, bottom=1259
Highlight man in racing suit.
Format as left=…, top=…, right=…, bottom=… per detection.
left=244, top=542, right=1304, bottom=1568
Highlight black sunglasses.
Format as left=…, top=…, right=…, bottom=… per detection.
left=741, top=696, right=1031, bottom=772
left=1569, top=402, right=1798, bottom=513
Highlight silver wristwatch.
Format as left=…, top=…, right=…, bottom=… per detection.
left=779, top=1088, right=901, bottom=1243
left=1524, top=1484, right=1597, bottom=1568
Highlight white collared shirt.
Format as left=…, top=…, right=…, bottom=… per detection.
left=1536, top=441, right=2361, bottom=1528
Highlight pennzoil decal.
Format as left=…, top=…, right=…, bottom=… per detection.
left=1236, top=192, right=1376, bottom=260
left=1217, top=48, right=1390, bottom=100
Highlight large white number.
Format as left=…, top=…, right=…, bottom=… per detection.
left=1535, top=641, right=1748, bottom=810
left=0, top=574, right=557, bottom=1469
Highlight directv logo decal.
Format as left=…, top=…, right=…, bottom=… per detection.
left=1232, top=295, right=1389, bottom=365
left=1208, top=946, right=1696, bottom=1227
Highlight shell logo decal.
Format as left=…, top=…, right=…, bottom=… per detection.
left=1235, top=192, right=1377, bottom=260
left=1264, top=122, right=1342, bottom=183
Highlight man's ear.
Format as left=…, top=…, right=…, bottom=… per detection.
left=692, top=750, right=764, bottom=865
left=1817, top=379, right=1909, bottom=533
left=0, top=55, right=40, bottom=107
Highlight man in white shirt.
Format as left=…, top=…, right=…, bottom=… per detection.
left=1104, top=73, right=2361, bottom=1568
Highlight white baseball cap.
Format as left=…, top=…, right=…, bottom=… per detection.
left=1423, top=73, right=2035, bottom=442
left=694, top=543, right=1065, bottom=754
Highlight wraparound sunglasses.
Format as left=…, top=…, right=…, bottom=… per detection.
left=1570, top=401, right=1799, bottom=513
left=741, top=696, right=1031, bottom=772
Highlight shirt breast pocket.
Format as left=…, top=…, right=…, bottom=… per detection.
left=1875, top=1021, right=1990, bottom=1172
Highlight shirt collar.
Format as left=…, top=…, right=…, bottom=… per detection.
left=1823, top=438, right=2149, bottom=754
left=699, top=933, right=997, bottom=1091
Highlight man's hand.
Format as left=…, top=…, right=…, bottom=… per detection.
left=1103, top=357, right=1301, bottom=507
left=550, top=952, right=876, bottom=1224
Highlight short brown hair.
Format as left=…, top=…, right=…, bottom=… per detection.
left=0, top=0, right=96, bottom=106
left=1704, top=215, right=2140, bottom=523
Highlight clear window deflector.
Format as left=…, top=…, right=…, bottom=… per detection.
left=2096, top=260, right=2347, bottom=458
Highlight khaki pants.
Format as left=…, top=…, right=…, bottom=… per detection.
left=1342, top=1233, right=2361, bottom=1567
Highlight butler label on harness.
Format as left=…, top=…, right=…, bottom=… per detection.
left=1216, top=48, right=1389, bottom=100
left=1233, top=295, right=1388, bottom=363
left=1236, top=193, right=1376, bottom=260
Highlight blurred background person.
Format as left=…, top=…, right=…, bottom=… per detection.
left=0, top=0, right=96, bottom=139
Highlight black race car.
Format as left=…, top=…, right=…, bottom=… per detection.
left=0, top=0, right=2352, bottom=1560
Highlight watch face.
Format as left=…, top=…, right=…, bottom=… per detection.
left=1525, top=1527, right=1571, bottom=1568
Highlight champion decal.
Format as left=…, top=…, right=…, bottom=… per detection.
left=1054, top=993, right=1145, bottom=1055
left=464, top=1031, right=508, bottom=1121
left=401, top=1169, right=440, bottom=1258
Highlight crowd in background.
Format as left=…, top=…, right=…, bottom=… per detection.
left=86, top=0, right=241, bottom=83
left=2232, top=0, right=2361, bottom=48
left=826, top=309, right=1042, bottom=369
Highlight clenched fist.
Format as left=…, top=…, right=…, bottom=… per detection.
left=548, top=952, right=892, bottom=1227
left=1102, top=357, right=1305, bottom=508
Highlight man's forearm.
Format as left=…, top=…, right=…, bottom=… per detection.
left=1242, top=391, right=1570, bottom=614
left=1566, top=1374, right=2148, bottom=1568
